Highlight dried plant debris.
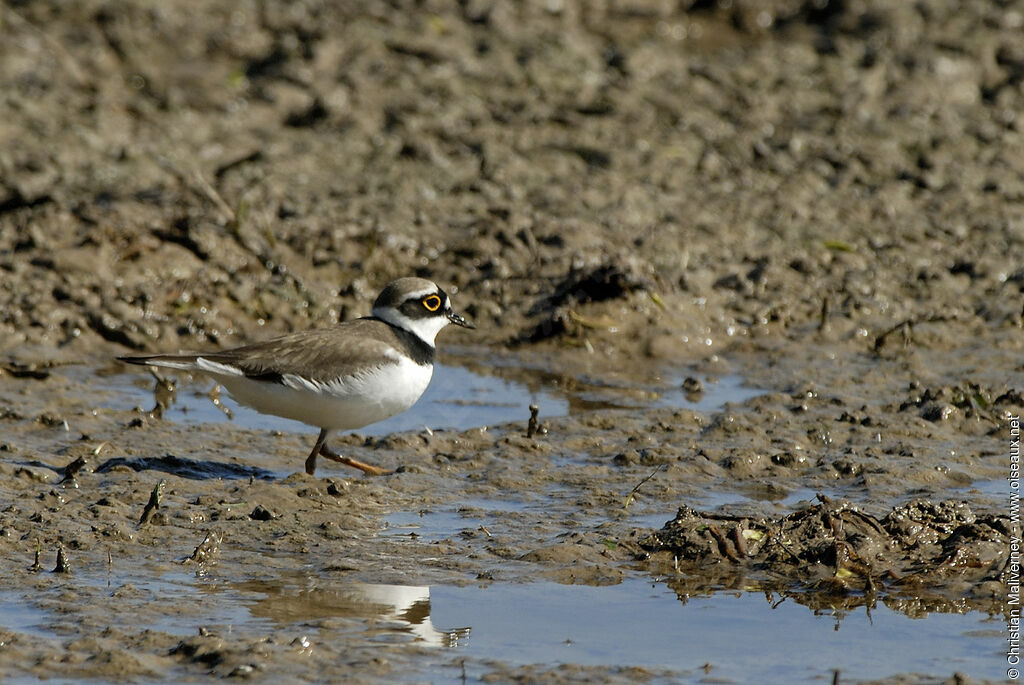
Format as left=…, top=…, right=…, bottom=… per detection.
left=897, top=382, right=1023, bottom=423
left=639, top=497, right=1011, bottom=605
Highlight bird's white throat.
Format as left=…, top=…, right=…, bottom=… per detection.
left=372, top=306, right=448, bottom=346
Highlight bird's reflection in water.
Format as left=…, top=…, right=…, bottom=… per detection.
left=235, top=579, right=471, bottom=648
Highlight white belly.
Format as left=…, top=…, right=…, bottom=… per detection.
left=211, top=358, right=433, bottom=431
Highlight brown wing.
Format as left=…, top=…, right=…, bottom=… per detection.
left=202, top=318, right=405, bottom=383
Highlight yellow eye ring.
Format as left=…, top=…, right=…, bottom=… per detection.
left=422, top=295, right=442, bottom=312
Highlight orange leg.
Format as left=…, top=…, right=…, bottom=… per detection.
left=305, top=428, right=391, bottom=476
left=319, top=443, right=392, bottom=476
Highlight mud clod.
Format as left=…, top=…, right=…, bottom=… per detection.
left=325, top=481, right=347, bottom=497
left=170, top=636, right=227, bottom=666
left=52, top=546, right=71, bottom=574
left=61, top=455, right=88, bottom=483
left=526, top=404, right=540, bottom=438
left=249, top=505, right=277, bottom=521
left=681, top=377, right=704, bottom=396
left=184, top=532, right=222, bottom=565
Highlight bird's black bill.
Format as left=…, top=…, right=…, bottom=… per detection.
left=447, top=309, right=475, bottom=329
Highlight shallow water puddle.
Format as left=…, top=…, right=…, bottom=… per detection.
left=246, top=577, right=1002, bottom=681
left=650, top=373, right=763, bottom=413
left=425, top=580, right=1005, bottom=682
left=1, top=570, right=1005, bottom=682
left=0, top=597, right=55, bottom=639
left=15, top=570, right=994, bottom=683
left=955, top=478, right=1014, bottom=500
left=229, top=578, right=471, bottom=647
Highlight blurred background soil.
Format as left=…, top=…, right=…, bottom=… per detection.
left=1, top=0, right=1023, bottom=682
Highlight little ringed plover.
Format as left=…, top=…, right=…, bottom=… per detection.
left=118, top=277, right=474, bottom=476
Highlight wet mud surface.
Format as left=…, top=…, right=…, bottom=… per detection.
left=2, top=0, right=1024, bottom=682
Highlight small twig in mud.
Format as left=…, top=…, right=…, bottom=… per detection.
left=818, top=295, right=831, bottom=333
left=209, top=384, right=234, bottom=419
left=526, top=404, right=540, bottom=438
left=30, top=540, right=42, bottom=572
left=53, top=546, right=72, bottom=574
left=623, top=464, right=667, bottom=509
left=139, top=480, right=165, bottom=525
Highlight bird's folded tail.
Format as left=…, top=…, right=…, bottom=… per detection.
left=118, top=354, right=247, bottom=379
left=116, top=354, right=202, bottom=371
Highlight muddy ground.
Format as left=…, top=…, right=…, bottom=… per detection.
left=1, top=0, right=1023, bottom=682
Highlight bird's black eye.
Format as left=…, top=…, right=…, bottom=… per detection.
left=422, top=295, right=442, bottom=312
